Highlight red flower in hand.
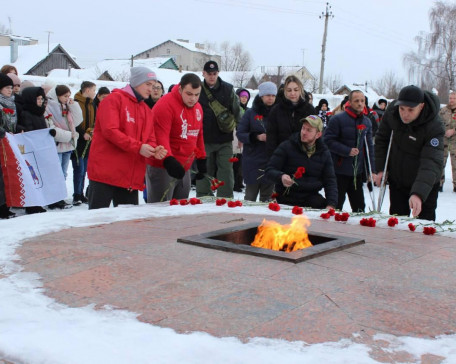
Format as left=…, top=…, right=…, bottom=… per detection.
left=356, top=124, right=367, bottom=130
left=45, top=114, right=53, bottom=120
left=229, top=157, right=239, bottom=163
left=293, top=167, right=306, bottom=179
left=254, top=115, right=264, bottom=121
left=268, top=202, right=280, bottom=211
left=292, top=206, right=303, bottom=215
left=169, top=199, right=178, bottom=205
left=216, top=198, right=227, bottom=206
left=423, top=226, right=436, bottom=235
left=2, top=108, right=14, bottom=115
left=408, top=223, right=416, bottom=232
left=388, top=217, right=399, bottom=227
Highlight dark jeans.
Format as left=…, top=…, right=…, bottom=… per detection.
left=71, top=155, right=88, bottom=197
left=87, top=180, right=139, bottom=210
left=389, top=180, right=439, bottom=221
left=336, top=174, right=365, bottom=212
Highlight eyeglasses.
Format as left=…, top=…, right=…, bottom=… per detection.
left=152, top=86, right=163, bottom=91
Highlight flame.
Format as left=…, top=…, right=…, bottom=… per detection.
left=251, top=216, right=313, bottom=252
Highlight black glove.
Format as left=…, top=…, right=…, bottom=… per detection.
left=49, top=129, right=56, bottom=137
left=163, top=156, right=185, bottom=179
left=195, top=158, right=207, bottom=180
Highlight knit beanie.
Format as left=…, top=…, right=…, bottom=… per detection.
left=7, top=73, right=20, bottom=86
left=0, top=73, right=14, bottom=90
left=258, top=81, right=277, bottom=97
left=130, top=67, right=157, bottom=88
left=239, top=90, right=249, bottom=98
left=20, top=80, right=35, bottom=93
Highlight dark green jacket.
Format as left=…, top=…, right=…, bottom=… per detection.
left=198, top=77, right=240, bottom=144
left=375, top=91, right=444, bottom=201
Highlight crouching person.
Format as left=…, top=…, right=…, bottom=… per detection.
left=265, top=115, right=337, bottom=209
left=87, top=67, right=167, bottom=209
left=146, top=73, right=206, bottom=202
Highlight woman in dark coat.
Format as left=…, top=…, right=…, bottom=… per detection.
left=237, top=82, right=277, bottom=202
left=18, top=87, right=48, bottom=214
left=266, top=75, right=315, bottom=155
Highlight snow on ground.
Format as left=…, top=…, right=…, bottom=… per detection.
left=1, top=165, right=456, bottom=363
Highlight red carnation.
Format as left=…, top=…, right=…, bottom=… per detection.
left=235, top=200, right=242, bottom=206
left=292, top=206, right=303, bottom=215
left=360, top=217, right=376, bottom=227
left=2, top=108, right=14, bottom=115
left=227, top=200, right=237, bottom=208
left=189, top=197, right=202, bottom=205
left=271, top=192, right=279, bottom=199
left=423, top=226, right=436, bottom=235
left=169, top=199, right=178, bottom=206
left=254, top=114, right=264, bottom=121
left=408, top=223, right=416, bottom=232
left=340, top=212, right=350, bottom=221
left=268, top=202, right=280, bottom=211
left=229, top=157, right=239, bottom=163
left=356, top=124, right=366, bottom=130
left=179, top=199, right=189, bottom=205
left=293, top=167, right=306, bottom=179
left=387, top=217, right=399, bottom=227
left=216, top=198, right=227, bottom=206
left=320, top=212, right=331, bottom=219
left=327, top=208, right=336, bottom=216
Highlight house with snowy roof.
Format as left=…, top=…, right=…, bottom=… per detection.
left=334, top=83, right=381, bottom=107
left=134, top=39, right=221, bottom=72
left=0, top=41, right=80, bottom=76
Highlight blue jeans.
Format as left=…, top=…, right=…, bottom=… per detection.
left=71, top=155, right=88, bottom=197
left=58, top=151, right=72, bottom=180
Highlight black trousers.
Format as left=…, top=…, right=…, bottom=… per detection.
left=277, top=192, right=327, bottom=209
left=87, top=180, right=139, bottom=210
left=336, top=174, right=365, bottom=212
left=389, top=180, right=439, bottom=221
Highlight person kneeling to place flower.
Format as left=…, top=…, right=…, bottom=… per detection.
left=265, top=115, right=337, bottom=209
left=146, top=73, right=206, bottom=202
left=86, top=67, right=167, bottom=209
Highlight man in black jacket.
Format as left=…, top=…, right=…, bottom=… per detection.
left=374, top=85, right=444, bottom=221
left=196, top=61, right=241, bottom=198
left=265, top=115, right=337, bottom=209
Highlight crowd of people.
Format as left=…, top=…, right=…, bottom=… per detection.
left=0, top=61, right=451, bottom=222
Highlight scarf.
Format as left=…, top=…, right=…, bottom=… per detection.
left=46, top=100, right=75, bottom=132
left=0, top=94, right=17, bottom=133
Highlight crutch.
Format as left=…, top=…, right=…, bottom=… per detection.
left=377, top=131, right=393, bottom=212
left=363, top=136, right=376, bottom=211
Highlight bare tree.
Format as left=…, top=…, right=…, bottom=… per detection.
left=220, top=41, right=252, bottom=72
left=404, top=1, right=456, bottom=98
left=373, top=71, right=403, bottom=99
left=324, top=73, right=343, bottom=93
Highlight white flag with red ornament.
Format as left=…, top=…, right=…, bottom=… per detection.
left=0, top=129, right=67, bottom=207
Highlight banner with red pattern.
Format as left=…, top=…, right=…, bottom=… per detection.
left=0, top=129, right=67, bottom=207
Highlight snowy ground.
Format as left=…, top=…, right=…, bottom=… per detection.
left=1, top=164, right=456, bottom=363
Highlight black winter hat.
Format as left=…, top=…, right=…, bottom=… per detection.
left=396, top=85, right=424, bottom=108
left=318, top=98, right=328, bottom=107
left=0, top=73, right=14, bottom=90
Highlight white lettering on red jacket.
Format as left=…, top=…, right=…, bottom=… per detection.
left=126, top=107, right=135, bottom=123
left=180, top=109, right=188, bottom=139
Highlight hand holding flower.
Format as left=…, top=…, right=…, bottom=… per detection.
left=281, top=174, right=294, bottom=187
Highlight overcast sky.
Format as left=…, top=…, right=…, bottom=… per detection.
left=4, top=0, right=434, bottom=85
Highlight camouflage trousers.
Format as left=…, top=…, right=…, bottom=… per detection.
left=441, top=138, right=456, bottom=187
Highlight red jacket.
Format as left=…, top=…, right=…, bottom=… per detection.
left=147, top=85, right=205, bottom=170
left=87, top=85, right=157, bottom=190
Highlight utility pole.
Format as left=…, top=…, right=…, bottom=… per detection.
left=45, top=31, right=53, bottom=53
left=318, top=2, right=333, bottom=93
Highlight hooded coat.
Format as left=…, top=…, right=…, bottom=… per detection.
left=375, top=91, right=444, bottom=202
left=18, top=87, right=47, bottom=131
left=147, top=84, right=206, bottom=171
left=266, top=93, right=315, bottom=155
left=87, top=85, right=158, bottom=190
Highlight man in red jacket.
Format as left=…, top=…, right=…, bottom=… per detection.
left=146, top=73, right=206, bottom=202
left=87, top=67, right=167, bottom=209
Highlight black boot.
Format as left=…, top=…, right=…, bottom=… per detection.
left=25, top=206, right=47, bottom=214
left=0, top=204, right=16, bottom=219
